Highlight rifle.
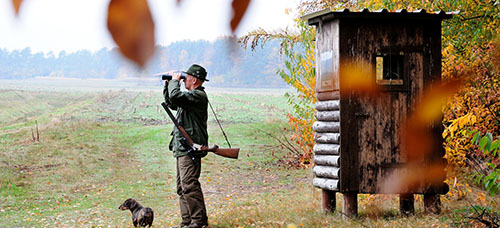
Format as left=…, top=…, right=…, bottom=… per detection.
left=161, top=102, right=239, bottom=159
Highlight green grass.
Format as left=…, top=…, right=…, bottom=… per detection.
left=0, top=85, right=294, bottom=227
left=1, top=82, right=499, bottom=227
left=0, top=120, right=184, bottom=226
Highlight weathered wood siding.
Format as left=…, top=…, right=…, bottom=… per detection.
left=312, top=19, right=341, bottom=192
left=316, top=19, right=340, bottom=93
left=310, top=13, right=447, bottom=194
left=337, top=18, right=446, bottom=193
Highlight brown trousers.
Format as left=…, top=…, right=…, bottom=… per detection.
left=176, top=155, right=208, bottom=225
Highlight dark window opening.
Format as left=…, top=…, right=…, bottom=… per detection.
left=376, top=52, right=404, bottom=85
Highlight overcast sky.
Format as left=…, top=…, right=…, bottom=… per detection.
left=0, top=0, right=299, bottom=53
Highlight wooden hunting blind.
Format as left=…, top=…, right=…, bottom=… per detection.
left=303, top=9, right=456, bottom=216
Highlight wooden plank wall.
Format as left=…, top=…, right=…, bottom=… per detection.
left=338, top=18, right=443, bottom=193
left=312, top=19, right=341, bottom=192
left=312, top=17, right=447, bottom=194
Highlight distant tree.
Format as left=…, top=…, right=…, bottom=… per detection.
left=0, top=37, right=287, bottom=88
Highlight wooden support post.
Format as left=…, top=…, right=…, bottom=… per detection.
left=399, top=194, right=414, bottom=215
left=322, top=189, right=336, bottom=213
left=342, top=193, right=357, bottom=219
left=424, top=193, right=441, bottom=214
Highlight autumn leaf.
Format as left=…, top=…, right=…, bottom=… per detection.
left=413, top=80, right=462, bottom=125
left=107, top=0, right=155, bottom=67
left=494, top=40, right=500, bottom=69
left=381, top=80, right=462, bottom=193
left=339, top=59, right=378, bottom=94
left=11, top=0, right=22, bottom=15
left=230, top=0, right=251, bottom=32
left=403, top=80, right=462, bottom=161
left=392, top=80, right=463, bottom=194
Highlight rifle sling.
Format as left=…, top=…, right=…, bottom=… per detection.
left=161, top=102, right=200, bottom=150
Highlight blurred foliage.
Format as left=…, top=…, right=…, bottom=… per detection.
left=107, top=0, right=155, bottom=67
left=230, top=0, right=251, bottom=32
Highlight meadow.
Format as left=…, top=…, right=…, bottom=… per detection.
left=0, top=79, right=498, bottom=227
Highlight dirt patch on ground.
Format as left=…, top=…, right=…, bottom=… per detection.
left=203, top=165, right=310, bottom=199
left=13, top=163, right=64, bottom=174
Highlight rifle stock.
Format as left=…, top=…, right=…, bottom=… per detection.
left=203, top=145, right=239, bottom=159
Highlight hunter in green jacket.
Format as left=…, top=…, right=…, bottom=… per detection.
left=163, top=77, right=209, bottom=158
left=163, top=64, right=210, bottom=228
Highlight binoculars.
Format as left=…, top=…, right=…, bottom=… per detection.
left=154, top=71, right=187, bottom=80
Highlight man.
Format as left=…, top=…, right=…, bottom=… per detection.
left=163, top=64, right=209, bottom=228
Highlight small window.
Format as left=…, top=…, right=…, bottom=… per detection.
left=376, top=52, right=404, bottom=86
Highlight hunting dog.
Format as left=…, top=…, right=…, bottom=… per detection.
left=118, top=198, right=154, bottom=227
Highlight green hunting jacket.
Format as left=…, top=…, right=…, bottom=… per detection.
left=163, top=79, right=209, bottom=157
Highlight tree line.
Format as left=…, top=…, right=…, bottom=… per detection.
left=0, top=38, right=287, bottom=88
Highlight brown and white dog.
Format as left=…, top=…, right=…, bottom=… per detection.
left=118, top=198, right=154, bottom=227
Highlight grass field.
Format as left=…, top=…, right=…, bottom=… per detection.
left=1, top=79, right=499, bottom=227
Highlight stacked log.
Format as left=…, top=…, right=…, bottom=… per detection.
left=312, top=93, right=340, bottom=191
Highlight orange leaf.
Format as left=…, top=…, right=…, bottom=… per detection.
left=11, top=0, right=22, bottom=15
left=413, top=80, right=462, bottom=124
left=403, top=80, right=462, bottom=162
left=339, top=59, right=378, bottom=94
left=230, top=0, right=251, bottom=32
left=494, top=41, right=500, bottom=69
left=107, top=0, right=155, bottom=67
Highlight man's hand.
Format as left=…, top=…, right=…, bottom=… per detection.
left=171, top=71, right=182, bottom=81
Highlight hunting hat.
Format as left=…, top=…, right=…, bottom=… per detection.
left=184, top=64, right=209, bottom=81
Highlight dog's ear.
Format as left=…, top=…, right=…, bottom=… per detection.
left=128, top=198, right=138, bottom=209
